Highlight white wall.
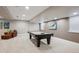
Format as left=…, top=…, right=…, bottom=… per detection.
left=10, top=21, right=28, bottom=34
left=0, top=20, right=29, bottom=34
left=0, top=20, right=39, bottom=35
left=28, top=22, right=39, bottom=32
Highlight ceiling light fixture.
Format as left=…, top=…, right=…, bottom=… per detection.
left=22, top=14, right=26, bottom=17
left=25, top=6, right=30, bottom=10
left=21, top=14, right=26, bottom=20
left=73, top=12, right=78, bottom=15
left=54, top=17, right=57, bottom=19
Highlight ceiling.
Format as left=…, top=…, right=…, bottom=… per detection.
left=1, top=6, right=79, bottom=22
left=6, top=6, right=49, bottom=20
left=31, top=6, right=79, bottom=23
left=0, top=6, right=12, bottom=19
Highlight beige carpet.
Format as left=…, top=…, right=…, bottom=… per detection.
left=0, top=33, right=79, bottom=53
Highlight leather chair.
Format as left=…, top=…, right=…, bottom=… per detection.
left=1, top=30, right=17, bottom=40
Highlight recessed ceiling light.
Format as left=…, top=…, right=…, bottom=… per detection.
left=22, top=14, right=26, bottom=17
left=21, top=14, right=26, bottom=20
left=73, top=12, right=78, bottom=15
left=54, top=17, right=57, bottom=19
left=25, top=6, right=30, bottom=10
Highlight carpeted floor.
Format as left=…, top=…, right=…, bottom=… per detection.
left=0, top=33, right=79, bottom=53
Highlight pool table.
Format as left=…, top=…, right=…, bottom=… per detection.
left=28, top=31, right=53, bottom=47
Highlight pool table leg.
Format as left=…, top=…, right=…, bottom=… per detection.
left=30, top=34, right=32, bottom=39
left=47, top=37, right=51, bottom=44
left=37, top=39, right=40, bottom=47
